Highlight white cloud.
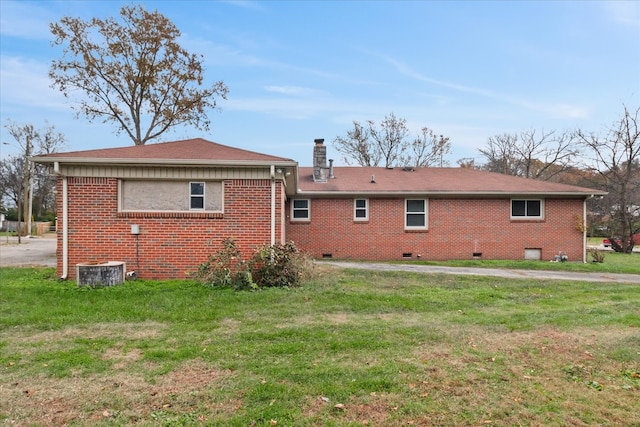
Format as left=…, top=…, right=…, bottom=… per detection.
left=263, top=85, right=323, bottom=96
left=375, top=52, right=591, bottom=120
left=521, top=102, right=591, bottom=120
left=0, top=56, right=67, bottom=110
left=601, top=1, right=640, bottom=26
left=0, top=0, right=55, bottom=39
left=217, top=0, right=265, bottom=11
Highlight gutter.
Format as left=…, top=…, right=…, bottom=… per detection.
left=54, top=161, right=69, bottom=279
left=294, top=190, right=608, bottom=198
left=583, top=198, right=588, bottom=263
left=270, top=165, right=276, bottom=246
left=32, top=156, right=298, bottom=169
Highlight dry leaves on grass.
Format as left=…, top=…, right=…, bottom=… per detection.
left=1, top=357, right=236, bottom=426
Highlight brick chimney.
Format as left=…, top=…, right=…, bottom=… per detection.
left=313, top=138, right=327, bottom=182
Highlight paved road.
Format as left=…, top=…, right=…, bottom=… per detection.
left=1, top=237, right=638, bottom=284
left=0, top=235, right=57, bottom=268
left=320, top=261, right=640, bottom=284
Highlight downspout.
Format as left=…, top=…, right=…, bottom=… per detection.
left=54, top=161, right=69, bottom=279
left=270, top=165, right=276, bottom=246
left=583, top=198, right=588, bottom=263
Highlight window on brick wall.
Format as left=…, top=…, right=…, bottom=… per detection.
left=511, top=199, right=543, bottom=219
left=405, top=199, right=428, bottom=230
left=354, top=199, right=368, bottom=221
left=120, top=180, right=223, bottom=212
left=291, top=199, right=310, bottom=221
left=190, top=182, right=205, bottom=210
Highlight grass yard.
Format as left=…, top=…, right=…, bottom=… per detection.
left=403, top=250, right=640, bottom=275
left=1, top=266, right=639, bottom=426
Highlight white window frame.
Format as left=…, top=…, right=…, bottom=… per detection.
left=190, top=182, right=205, bottom=211
left=291, top=199, right=310, bottom=221
left=354, top=198, right=369, bottom=221
left=510, top=199, right=544, bottom=220
left=405, top=199, right=428, bottom=230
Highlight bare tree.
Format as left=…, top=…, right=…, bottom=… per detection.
left=332, top=121, right=378, bottom=166
left=517, top=129, right=578, bottom=180
left=576, top=104, right=640, bottom=253
left=32, top=123, right=65, bottom=219
left=333, top=113, right=451, bottom=168
left=0, top=155, right=25, bottom=218
left=368, top=113, right=409, bottom=168
left=478, top=129, right=578, bottom=180
left=477, top=133, right=521, bottom=176
left=407, top=127, right=451, bottom=168
left=456, top=158, right=479, bottom=169
left=2, top=120, right=65, bottom=237
left=50, top=5, right=229, bottom=146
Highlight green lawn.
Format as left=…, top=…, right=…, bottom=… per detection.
left=400, top=250, right=640, bottom=275
left=1, top=266, right=639, bottom=426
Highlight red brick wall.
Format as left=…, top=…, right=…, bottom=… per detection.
left=57, top=177, right=284, bottom=280
left=285, top=197, right=585, bottom=262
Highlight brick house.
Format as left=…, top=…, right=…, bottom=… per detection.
left=34, top=138, right=605, bottom=280
left=33, top=138, right=297, bottom=280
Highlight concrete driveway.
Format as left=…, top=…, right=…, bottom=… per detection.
left=0, top=235, right=57, bottom=268
left=320, top=260, right=640, bottom=284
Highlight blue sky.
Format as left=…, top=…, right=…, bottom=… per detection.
left=1, top=0, right=638, bottom=166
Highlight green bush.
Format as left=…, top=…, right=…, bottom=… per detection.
left=194, top=238, right=312, bottom=290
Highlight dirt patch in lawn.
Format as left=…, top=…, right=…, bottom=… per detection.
left=3, top=321, right=166, bottom=345
left=410, top=326, right=640, bottom=426
left=1, top=359, right=237, bottom=426
left=300, top=326, right=639, bottom=426
left=0, top=323, right=239, bottom=425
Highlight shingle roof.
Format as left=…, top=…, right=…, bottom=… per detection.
left=297, top=166, right=605, bottom=196
left=34, top=138, right=295, bottom=164
left=33, top=138, right=604, bottom=197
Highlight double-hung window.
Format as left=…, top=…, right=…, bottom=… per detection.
left=511, top=199, right=543, bottom=219
left=291, top=199, right=310, bottom=221
left=190, top=182, right=205, bottom=210
left=405, top=199, right=428, bottom=230
left=354, top=199, right=368, bottom=221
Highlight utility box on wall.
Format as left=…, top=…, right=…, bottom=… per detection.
left=76, top=261, right=126, bottom=287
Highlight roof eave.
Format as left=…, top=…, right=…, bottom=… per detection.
left=32, top=156, right=298, bottom=168
left=295, top=190, right=608, bottom=197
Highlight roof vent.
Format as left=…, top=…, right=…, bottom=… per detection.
left=370, top=174, right=376, bottom=183
left=403, top=166, right=415, bottom=172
